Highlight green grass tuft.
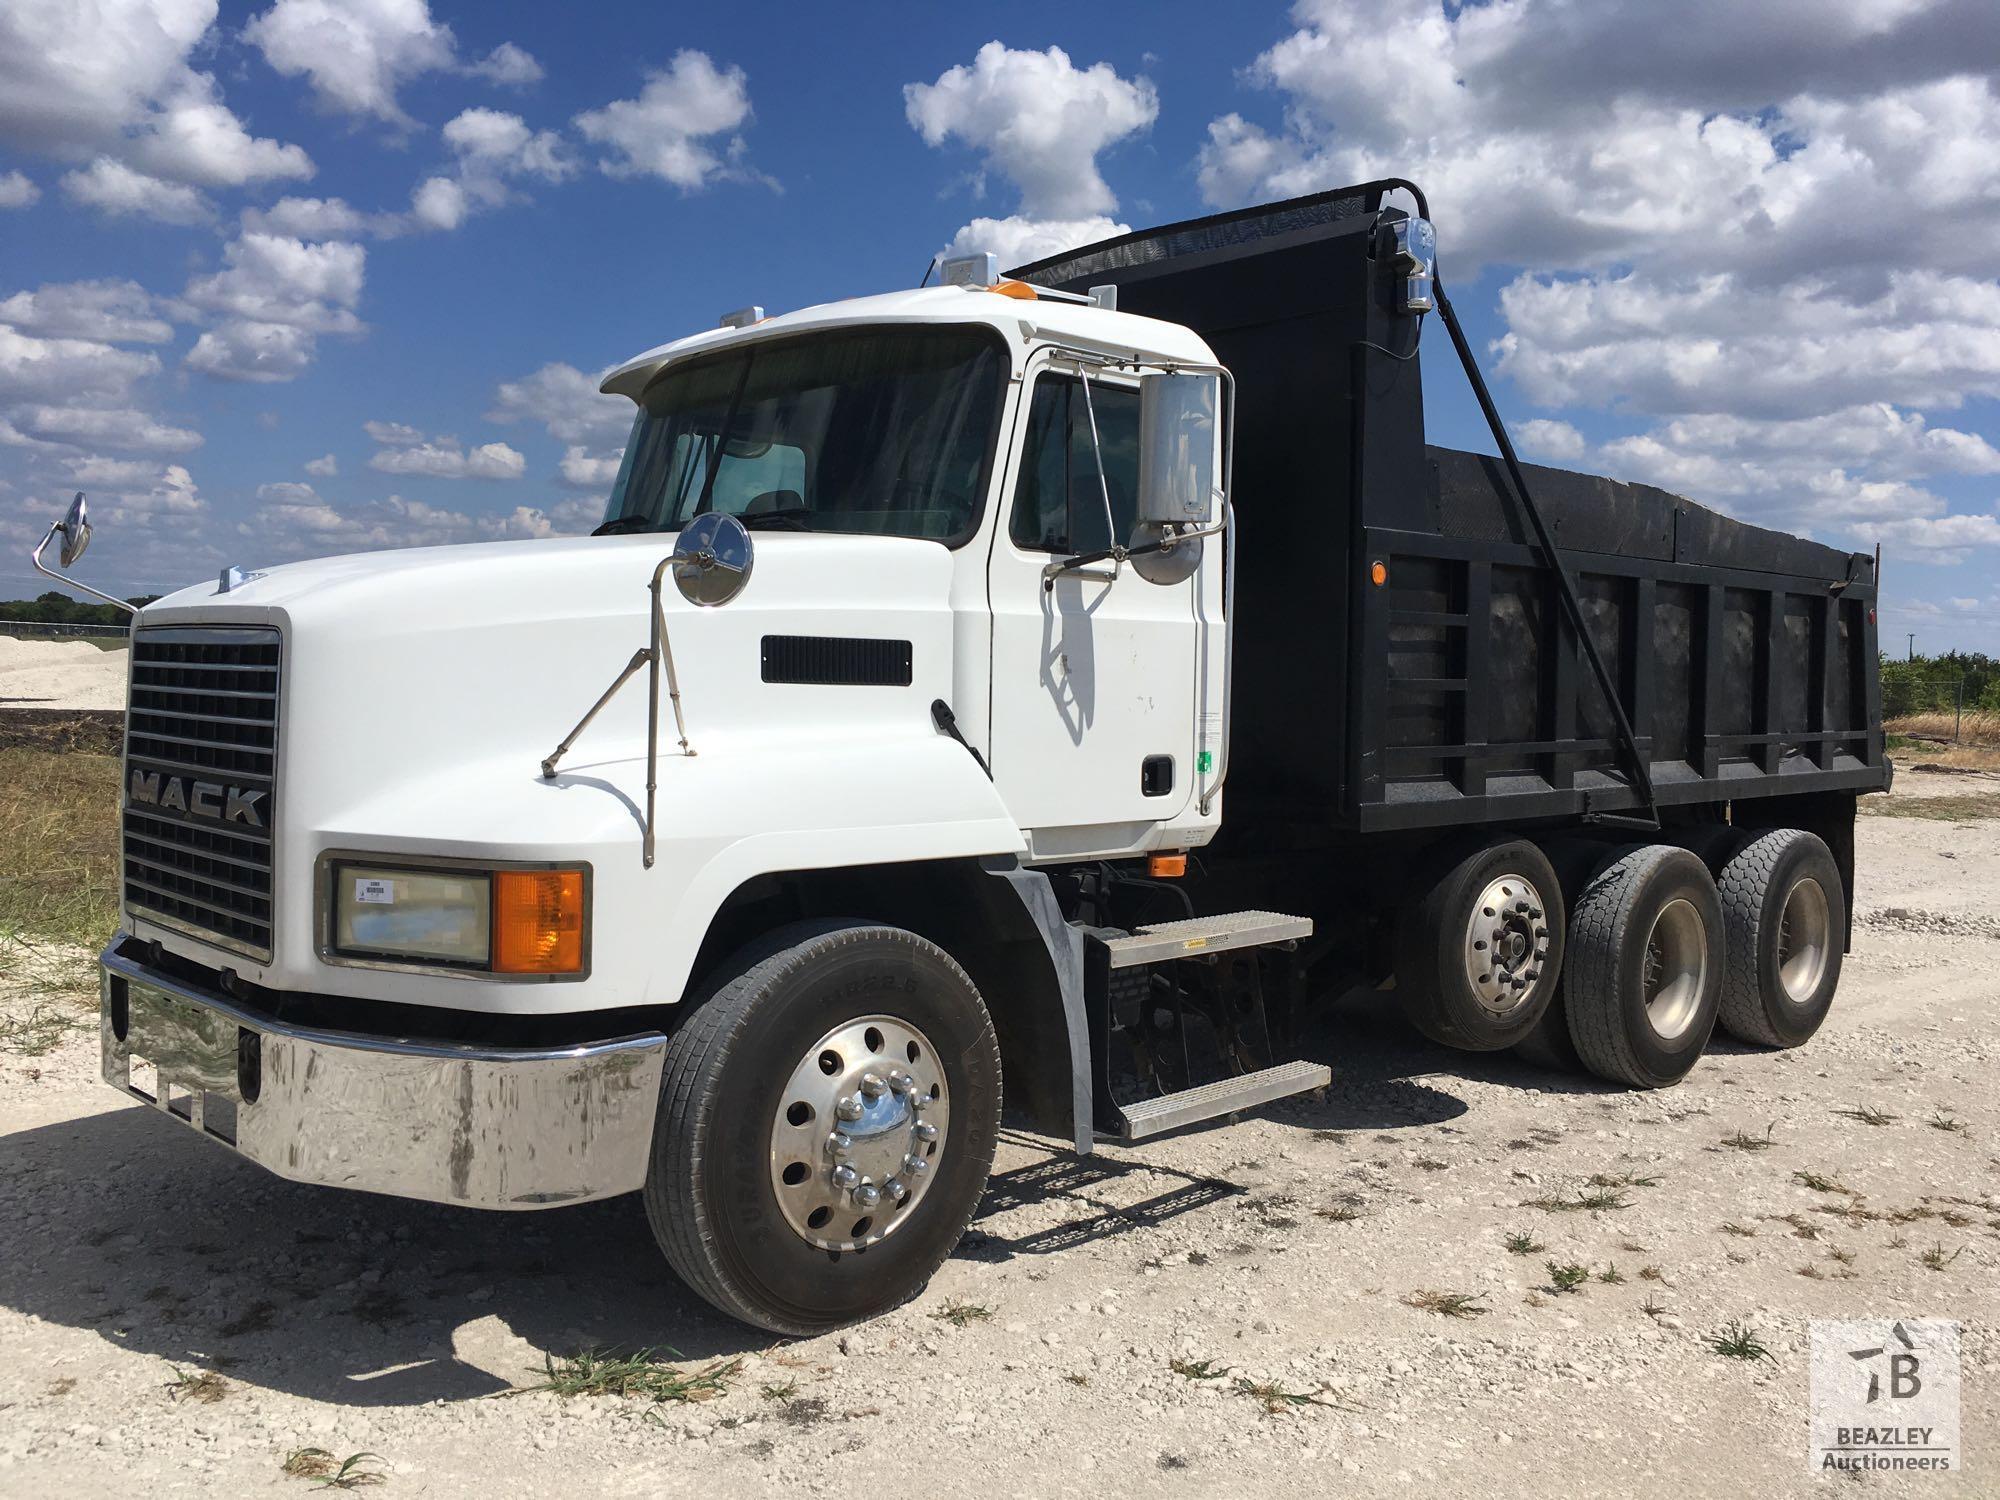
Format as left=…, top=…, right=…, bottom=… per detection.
left=524, top=1348, right=738, bottom=1403
left=1710, top=1321, right=1774, bottom=1362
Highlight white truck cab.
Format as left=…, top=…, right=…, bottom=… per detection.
left=73, top=263, right=1307, bottom=1334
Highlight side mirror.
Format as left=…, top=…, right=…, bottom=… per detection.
left=58, top=492, right=91, bottom=568
left=1137, top=372, right=1219, bottom=528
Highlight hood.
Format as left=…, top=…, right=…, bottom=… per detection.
left=142, top=530, right=947, bottom=636
left=136, top=530, right=962, bottom=830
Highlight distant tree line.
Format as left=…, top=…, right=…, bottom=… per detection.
left=0, top=591, right=158, bottom=625
left=1881, top=650, right=2000, bottom=716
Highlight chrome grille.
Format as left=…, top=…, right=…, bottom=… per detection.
left=122, top=627, right=281, bottom=958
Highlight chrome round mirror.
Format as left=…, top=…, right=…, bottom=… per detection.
left=58, top=492, right=91, bottom=569
left=1129, top=520, right=1202, bottom=585
left=671, top=512, right=754, bottom=607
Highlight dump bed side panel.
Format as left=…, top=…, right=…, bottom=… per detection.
left=1361, top=460, right=1886, bottom=832
left=1014, top=186, right=1888, bottom=839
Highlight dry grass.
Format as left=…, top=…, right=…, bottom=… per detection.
left=1860, top=790, right=2000, bottom=821
left=0, top=748, right=121, bottom=948
left=1886, top=709, right=2000, bottom=747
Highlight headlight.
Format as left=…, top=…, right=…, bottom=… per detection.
left=326, top=859, right=589, bottom=976
left=335, top=865, right=492, bottom=966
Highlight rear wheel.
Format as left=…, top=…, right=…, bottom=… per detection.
left=644, top=921, right=1001, bottom=1335
left=1563, top=845, right=1723, bottom=1088
left=1397, top=838, right=1567, bottom=1051
left=1716, top=828, right=1844, bottom=1047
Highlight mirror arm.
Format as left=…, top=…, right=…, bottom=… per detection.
left=30, top=519, right=136, bottom=615
left=539, top=551, right=696, bottom=871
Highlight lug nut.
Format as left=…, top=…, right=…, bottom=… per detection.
left=860, top=1072, right=887, bottom=1099
left=855, top=1182, right=881, bottom=1209
left=888, top=1178, right=909, bottom=1201
left=912, top=1092, right=931, bottom=1113
left=888, top=1069, right=914, bottom=1095
left=832, top=1164, right=859, bottom=1190
left=827, top=1131, right=852, bottom=1159
left=914, top=1120, right=938, bottom=1142
left=836, top=1096, right=864, bottom=1122
left=904, top=1154, right=930, bottom=1176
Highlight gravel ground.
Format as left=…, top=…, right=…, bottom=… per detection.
left=1, top=769, right=1994, bottom=1497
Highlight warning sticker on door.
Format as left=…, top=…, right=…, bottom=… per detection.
left=353, top=877, right=394, bottom=905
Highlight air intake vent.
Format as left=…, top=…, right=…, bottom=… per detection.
left=122, top=627, right=280, bottom=959
left=761, top=635, right=913, bottom=687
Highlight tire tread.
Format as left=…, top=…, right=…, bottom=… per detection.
left=644, top=920, right=997, bottom=1333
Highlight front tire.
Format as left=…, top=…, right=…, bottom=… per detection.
left=644, top=921, right=1001, bottom=1335
left=1563, top=845, right=1724, bottom=1088
left=1397, top=838, right=1567, bottom=1051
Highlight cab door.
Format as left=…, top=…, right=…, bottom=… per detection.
left=985, top=353, right=1202, bottom=859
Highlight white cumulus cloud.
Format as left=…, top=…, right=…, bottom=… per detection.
left=574, top=51, right=757, bottom=190
left=60, top=157, right=210, bottom=223
left=0, top=280, right=173, bottom=344
left=907, top=43, right=1155, bottom=269
left=365, top=425, right=526, bottom=480
left=487, top=361, right=631, bottom=444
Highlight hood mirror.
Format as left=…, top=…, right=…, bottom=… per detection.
left=29, top=491, right=134, bottom=614
left=58, top=492, right=92, bottom=568
left=672, top=512, right=754, bottom=607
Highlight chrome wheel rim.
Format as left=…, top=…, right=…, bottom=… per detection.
left=768, top=1015, right=948, bottom=1252
left=1642, top=898, right=1708, bottom=1040
left=1776, top=877, right=1831, bottom=1004
left=1462, top=874, right=1552, bottom=1016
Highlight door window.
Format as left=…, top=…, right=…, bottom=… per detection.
left=1008, top=375, right=1140, bottom=554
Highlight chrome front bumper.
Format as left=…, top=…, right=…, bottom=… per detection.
left=99, top=946, right=667, bottom=1210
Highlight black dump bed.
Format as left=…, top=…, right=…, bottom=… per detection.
left=1013, top=186, right=1889, bottom=839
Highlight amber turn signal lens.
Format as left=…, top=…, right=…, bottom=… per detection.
left=1370, top=560, right=1389, bottom=586
left=1148, top=852, right=1188, bottom=879
left=492, top=869, right=585, bottom=974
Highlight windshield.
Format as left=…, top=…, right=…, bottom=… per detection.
left=599, top=325, right=1007, bottom=544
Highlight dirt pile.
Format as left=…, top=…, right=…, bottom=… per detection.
left=0, top=636, right=127, bottom=711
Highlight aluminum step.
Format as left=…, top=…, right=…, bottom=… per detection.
left=1114, top=1059, right=1331, bottom=1141
left=1099, top=909, right=1312, bottom=969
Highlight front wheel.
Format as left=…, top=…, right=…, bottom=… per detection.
left=644, top=921, right=1001, bottom=1335
left=1397, top=838, right=1567, bottom=1051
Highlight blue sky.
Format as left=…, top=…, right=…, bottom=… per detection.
left=4, top=1, right=1998, bottom=651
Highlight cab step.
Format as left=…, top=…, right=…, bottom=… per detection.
left=1098, top=909, right=1312, bottom=969
left=1114, top=1059, right=1331, bottom=1141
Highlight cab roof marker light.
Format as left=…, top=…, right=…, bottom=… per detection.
left=718, top=305, right=765, bottom=329
left=939, top=252, right=998, bottom=288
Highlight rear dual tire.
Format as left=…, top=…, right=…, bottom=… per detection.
left=1715, top=829, right=1843, bottom=1047
left=1561, top=845, right=1725, bottom=1089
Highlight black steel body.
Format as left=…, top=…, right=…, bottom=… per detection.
left=1013, top=186, right=1887, bottom=847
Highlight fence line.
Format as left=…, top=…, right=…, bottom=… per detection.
left=0, top=620, right=131, bottom=641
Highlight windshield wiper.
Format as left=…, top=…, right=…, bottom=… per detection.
left=592, top=514, right=655, bottom=536
left=738, top=507, right=815, bottom=531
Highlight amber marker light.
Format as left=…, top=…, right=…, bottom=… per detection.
left=1370, top=560, right=1389, bottom=586
left=492, top=869, right=586, bottom=974
left=1149, top=852, right=1188, bottom=878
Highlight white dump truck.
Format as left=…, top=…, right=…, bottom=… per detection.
left=41, top=182, right=1885, bottom=1334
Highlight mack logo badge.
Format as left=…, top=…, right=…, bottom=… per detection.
left=129, top=769, right=266, bottom=828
